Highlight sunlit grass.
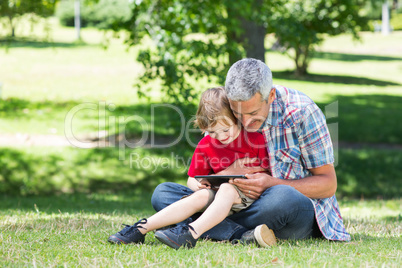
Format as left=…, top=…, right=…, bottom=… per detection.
left=0, top=194, right=400, bottom=267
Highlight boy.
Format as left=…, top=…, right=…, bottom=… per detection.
left=108, top=87, right=276, bottom=249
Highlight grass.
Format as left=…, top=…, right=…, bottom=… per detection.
left=0, top=194, right=400, bottom=267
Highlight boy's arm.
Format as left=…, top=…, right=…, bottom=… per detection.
left=216, top=158, right=266, bottom=175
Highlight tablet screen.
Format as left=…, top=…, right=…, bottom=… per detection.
left=194, top=175, right=246, bottom=188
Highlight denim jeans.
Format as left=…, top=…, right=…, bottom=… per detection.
left=151, top=182, right=319, bottom=241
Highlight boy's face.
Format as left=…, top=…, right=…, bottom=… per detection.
left=206, top=120, right=240, bottom=145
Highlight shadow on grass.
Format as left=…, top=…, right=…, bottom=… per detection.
left=316, top=94, right=402, bottom=144
left=1, top=94, right=402, bottom=197
left=0, top=145, right=192, bottom=196
left=335, top=148, right=402, bottom=199
left=313, top=51, right=402, bottom=62
left=0, top=97, right=199, bottom=139
left=0, top=192, right=155, bottom=215
left=273, top=71, right=400, bottom=86
left=0, top=37, right=91, bottom=49
left=0, top=98, right=81, bottom=119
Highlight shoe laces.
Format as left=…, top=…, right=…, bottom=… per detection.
left=119, top=218, right=147, bottom=236
left=168, top=224, right=197, bottom=236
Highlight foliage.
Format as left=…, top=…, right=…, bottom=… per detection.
left=268, top=0, right=368, bottom=76
left=55, top=0, right=132, bottom=30
left=119, top=0, right=279, bottom=103
left=114, top=0, right=373, bottom=101
left=390, top=12, right=402, bottom=30
left=0, top=0, right=57, bottom=37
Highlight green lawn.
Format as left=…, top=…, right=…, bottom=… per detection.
left=0, top=194, right=400, bottom=267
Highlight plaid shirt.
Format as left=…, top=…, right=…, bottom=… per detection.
left=261, top=85, right=350, bottom=241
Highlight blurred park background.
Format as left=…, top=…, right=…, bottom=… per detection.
left=1, top=1, right=401, bottom=266
left=0, top=0, right=401, bottom=198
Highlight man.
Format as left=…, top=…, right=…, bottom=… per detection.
left=151, top=58, right=350, bottom=244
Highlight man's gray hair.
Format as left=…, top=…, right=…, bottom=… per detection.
left=225, top=58, right=273, bottom=101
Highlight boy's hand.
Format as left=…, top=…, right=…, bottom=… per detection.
left=197, top=179, right=211, bottom=190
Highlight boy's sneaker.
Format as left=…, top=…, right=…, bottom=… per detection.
left=235, top=224, right=277, bottom=247
left=108, top=218, right=147, bottom=245
left=154, top=224, right=198, bottom=249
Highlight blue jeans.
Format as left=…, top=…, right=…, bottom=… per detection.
left=151, top=182, right=319, bottom=241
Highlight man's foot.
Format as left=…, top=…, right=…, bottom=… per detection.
left=108, top=218, right=147, bottom=245
left=154, top=224, right=198, bottom=249
left=235, top=224, right=277, bottom=247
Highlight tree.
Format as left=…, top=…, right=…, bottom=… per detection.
left=56, top=0, right=132, bottom=30
left=268, top=0, right=368, bottom=76
left=119, top=0, right=278, bottom=103
left=118, top=0, right=368, bottom=102
left=0, top=0, right=57, bottom=37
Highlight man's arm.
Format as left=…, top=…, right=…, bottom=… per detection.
left=230, top=164, right=337, bottom=200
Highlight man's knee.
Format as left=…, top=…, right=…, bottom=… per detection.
left=258, top=185, right=313, bottom=213
left=151, top=182, right=187, bottom=211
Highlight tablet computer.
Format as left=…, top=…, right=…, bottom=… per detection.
left=194, top=175, right=246, bottom=188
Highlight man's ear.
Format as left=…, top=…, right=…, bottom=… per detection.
left=268, top=88, right=276, bottom=104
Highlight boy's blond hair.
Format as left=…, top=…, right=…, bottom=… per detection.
left=194, top=87, right=237, bottom=132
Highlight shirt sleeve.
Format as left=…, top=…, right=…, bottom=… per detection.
left=187, top=141, right=212, bottom=177
left=298, top=104, right=334, bottom=169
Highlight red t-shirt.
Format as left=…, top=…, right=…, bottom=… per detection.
left=188, top=130, right=270, bottom=177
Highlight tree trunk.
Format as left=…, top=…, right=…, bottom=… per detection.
left=226, top=5, right=246, bottom=66
left=241, top=19, right=266, bottom=62
left=8, top=16, right=15, bottom=37
left=226, top=0, right=266, bottom=65
left=294, top=44, right=310, bottom=76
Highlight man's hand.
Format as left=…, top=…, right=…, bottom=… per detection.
left=230, top=164, right=338, bottom=200
left=217, top=157, right=266, bottom=176
left=230, top=172, right=277, bottom=199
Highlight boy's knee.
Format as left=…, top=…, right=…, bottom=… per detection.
left=191, top=189, right=214, bottom=209
left=193, top=189, right=212, bottom=201
left=219, top=183, right=235, bottom=190
left=217, top=183, right=238, bottom=196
